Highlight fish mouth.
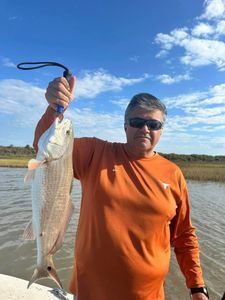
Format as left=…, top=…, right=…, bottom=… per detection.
left=27, top=257, right=63, bottom=289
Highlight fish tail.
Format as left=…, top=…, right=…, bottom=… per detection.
left=27, top=256, right=63, bottom=289
left=27, top=267, right=48, bottom=288
left=46, top=256, right=63, bottom=289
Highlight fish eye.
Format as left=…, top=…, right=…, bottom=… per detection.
left=66, top=130, right=70, bottom=135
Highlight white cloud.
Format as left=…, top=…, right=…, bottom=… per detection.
left=155, top=29, right=225, bottom=69
left=163, top=91, right=207, bottom=107
left=210, top=82, right=225, bottom=95
left=185, top=105, right=225, bottom=117
left=70, top=80, right=225, bottom=154
left=155, top=0, right=225, bottom=70
left=76, top=70, right=149, bottom=98
left=8, top=16, right=22, bottom=21
left=1, top=58, right=16, bottom=68
left=129, top=56, right=140, bottom=63
left=0, top=70, right=147, bottom=129
left=155, top=28, right=189, bottom=47
left=0, top=79, right=46, bottom=127
left=1, top=76, right=224, bottom=154
left=158, top=129, right=225, bottom=154
left=159, top=106, right=225, bottom=154
left=154, top=33, right=175, bottom=50
left=192, top=124, right=225, bottom=132
left=191, top=22, right=214, bottom=37
left=65, top=108, right=125, bottom=141
left=165, top=85, right=225, bottom=106
left=159, top=81, right=225, bottom=152
left=216, top=19, right=225, bottom=35
left=71, top=81, right=225, bottom=143
left=156, top=73, right=191, bottom=84
left=110, top=97, right=130, bottom=110
left=181, top=38, right=225, bottom=68
left=0, top=78, right=127, bottom=144
left=200, top=0, right=225, bottom=20
left=163, top=83, right=225, bottom=128
left=155, top=49, right=169, bottom=58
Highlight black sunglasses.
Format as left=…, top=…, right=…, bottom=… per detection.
left=127, top=118, right=163, bottom=130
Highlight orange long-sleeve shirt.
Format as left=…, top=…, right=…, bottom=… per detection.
left=33, top=107, right=205, bottom=300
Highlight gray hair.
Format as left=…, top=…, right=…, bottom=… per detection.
left=124, top=93, right=167, bottom=123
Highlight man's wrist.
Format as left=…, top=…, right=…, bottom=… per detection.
left=190, top=287, right=209, bottom=299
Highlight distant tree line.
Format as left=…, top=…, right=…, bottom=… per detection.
left=0, top=145, right=225, bottom=162
left=0, top=145, right=35, bottom=157
left=160, top=152, right=225, bottom=163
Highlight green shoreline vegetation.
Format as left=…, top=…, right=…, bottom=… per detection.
left=1, top=145, right=225, bottom=182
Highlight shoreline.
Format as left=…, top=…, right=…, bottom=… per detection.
left=0, top=157, right=32, bottom=169
left=1, top=158, right=225, bottom=182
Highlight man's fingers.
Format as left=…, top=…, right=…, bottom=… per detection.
left=68, top=76, right=76, bottom=94
left=49, top=86, right=71, bottom=102
left=52, top=77, right=71, bottom=90
left=46, top=89, right=70, bottom=109
left=46, top=77, right=73, bottom=102
left=45, top=76, right=76, bottom=111
left=48, top=80, right=72, bottom=98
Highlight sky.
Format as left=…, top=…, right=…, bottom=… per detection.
left=1, top=0, right=225, bottom=155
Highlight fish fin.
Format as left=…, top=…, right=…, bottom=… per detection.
left=27, top=267, right=47, bottom=288
left=24, top=159, right=45, bottom=183
left=22, top=220, right=35, bottom=240
left=46, top=256, right=63, bottom=289
left=24, top=170, right=35, bottom=183
left=27, top=256, right=62, bottom=289
left=28, top=158, right=45, bottom=170
left=50, top=201, right=74, bottom=254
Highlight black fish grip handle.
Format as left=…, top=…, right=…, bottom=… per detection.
left=17, top=61, right=72, bottom=114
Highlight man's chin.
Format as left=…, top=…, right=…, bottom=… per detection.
left=135, top=140, right=152, bottom=148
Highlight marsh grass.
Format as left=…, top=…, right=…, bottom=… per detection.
left=176, top=162, right=225, bottom=182
left=0, top=157, right=32, bottom=168
left=1, top=157, right=225, bottom=182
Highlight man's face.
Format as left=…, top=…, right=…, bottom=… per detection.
left=124, top=107, right=164, bottom=158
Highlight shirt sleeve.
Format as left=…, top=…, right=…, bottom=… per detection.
left=33, top=106, right=57, bottom=152
left=170, top=171, right=205, bottom=288
left=73, top=137, right=98, bottom=180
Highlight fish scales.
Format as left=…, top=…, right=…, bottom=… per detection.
left=39, top=154, right=73, bottom=255
left=24, top=117, right=74, bottom=289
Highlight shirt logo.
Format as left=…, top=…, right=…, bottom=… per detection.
left=160, top=181, right=170, bottom=190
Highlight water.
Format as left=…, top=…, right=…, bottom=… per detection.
left=0, top=167, right=224, bottom=299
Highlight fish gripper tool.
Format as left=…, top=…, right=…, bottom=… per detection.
left=17, top=61, right=73, bottom=114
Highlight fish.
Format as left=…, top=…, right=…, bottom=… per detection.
left=23, top=116, right=74, bottom=289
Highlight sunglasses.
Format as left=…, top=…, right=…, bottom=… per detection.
left=127, top=118, right=163, bottom=130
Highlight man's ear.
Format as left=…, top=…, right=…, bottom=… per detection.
left=124, top=123, right=127, bottom=131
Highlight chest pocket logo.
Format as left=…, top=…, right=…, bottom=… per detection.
left=160, top=181, right=170, bottom=190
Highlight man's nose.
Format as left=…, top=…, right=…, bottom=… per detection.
left=140, top=124, right=150, bottom=133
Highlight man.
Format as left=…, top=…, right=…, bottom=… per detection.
left=33, top=76, right=209, bottom=300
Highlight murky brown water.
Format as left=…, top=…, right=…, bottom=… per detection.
left=0, top=167, right=224, bottom=299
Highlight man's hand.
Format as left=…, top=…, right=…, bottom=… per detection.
left=45, top=76, right=76, bottom=112
left=192, top=292, right=209, bottom=300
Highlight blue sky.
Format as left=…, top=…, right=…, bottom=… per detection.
left=1, top=0, right=225, bottom=155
